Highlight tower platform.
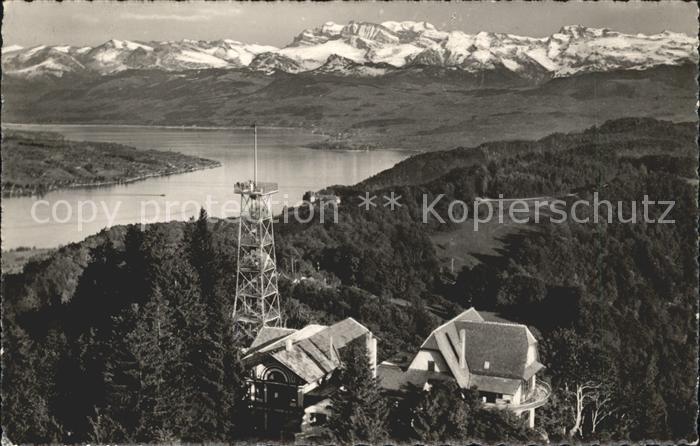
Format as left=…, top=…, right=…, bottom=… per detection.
left=235, top=181, right=279, bottom=196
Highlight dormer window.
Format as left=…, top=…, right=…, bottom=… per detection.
left=484, top=361, right=490, bottom=370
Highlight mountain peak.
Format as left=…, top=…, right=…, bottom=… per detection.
left=3, top=44, right=24, bottom=53
left=381, top=20, right=437, bottom=34
left=106, top=39, right=126, bottom=48
left=249, top=51, right=304, bottom=74
left=3, top=22, right=697, bottom=79
left=340, top=21, right=398, bottom=44
left=321, top=21, right=344, bottom=34
left=557, top=24, right=608, bottom=38
left=315, top=53, right=391, bottom=77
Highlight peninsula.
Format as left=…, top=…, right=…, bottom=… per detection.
left=1, top=130, right=221, bottom=197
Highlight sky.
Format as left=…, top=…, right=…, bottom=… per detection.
left=2, top=1, right=698, bottom=48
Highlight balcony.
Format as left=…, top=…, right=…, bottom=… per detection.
left=485, top=381, right=551, bottom=412
left=235, top=181, right=279, bottom=196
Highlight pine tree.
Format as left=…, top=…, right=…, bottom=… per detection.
left=1, top=321, right=59, bottom=443
left=222, top=328, right=251, bottom=439
left=179, top=208, right=230, bottom=440
left=471, top=406, right=533, bottom=442
left=142, top=232, right=206, bottom=441
left=123, top=224, right=148, bottom=304
left=171, top=263, right=222, bottom=440
left=629, top=361, right=668, bottom=440
left=409, top=380, right=471, bottom=442
left=100, top=227, right=176, bottom=442
left=132, top=287, right=173, bottom=441
left=99, top=306, right=139, bottom=442
left=327, top=339, right=388, bottom=444
left=53, top=239, right=125, bottom=442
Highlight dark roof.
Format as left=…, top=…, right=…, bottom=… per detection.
left=523, top=361, right=545, bottom=380
left=244, top=318, right=371, bottom=384
left=478, top=310, right=517, bottom=324
left=415, top=308, right=542, bottom=389
left=469, top=374, right=521, bottom=395
left=457, top=321, right=530, bottom=379
left=420, top=307, right=484, bottom=351
left=377, top=362, right=451, bottom=392
left=249, top=327, right=297, bottom=350
left=246, top=324, right=326, bottom=356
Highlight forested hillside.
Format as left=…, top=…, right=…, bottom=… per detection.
left=2, top=63, right=696, bottom=151
left=2, top=130, right=220, bottom=197
left=2, top=117, right=697, bottom=442
left=361, top=117, right=697, bottom=188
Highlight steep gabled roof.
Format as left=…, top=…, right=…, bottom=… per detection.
left=523, top=361, right=545, bottom=380
left=434, top=326, right=470, bottom=388
left=468, top=374, right=521, bottom=395
left=244, top=318, right=371, bottom=384
left=416, top=308, right=543, bottom=387
left=377, top=362, right=452, bottom=392
left=247, top=324, right=326, bottom=355
left=249, top=327, right=297, bottom=350
left=420, top=307, right=484, bottom=351
left=457, top=320, right=530, bottom=380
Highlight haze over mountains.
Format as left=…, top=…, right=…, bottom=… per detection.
left=3, top=21, right=697, bottom=79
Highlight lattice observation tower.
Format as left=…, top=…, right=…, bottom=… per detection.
left=233, top=125, right=282, bottom=338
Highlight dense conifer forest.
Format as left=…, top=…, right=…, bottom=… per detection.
left=2, top=118, right=697, bottom=442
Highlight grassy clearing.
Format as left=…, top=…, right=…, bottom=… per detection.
left=2, top=247, right=56, bottom=274
left=430, top=200, right=554, bottom=271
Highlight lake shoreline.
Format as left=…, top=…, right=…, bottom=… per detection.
left=2, top=124, right=411, bottom=251
left=2, top=128, right=223, bottom=198
left=2, top=122, right=310, bottom=132
left=2, top=162, right=222, bottom=198
left=303, top=139, right=420, bottom=153
left=3, top=122, right=421, bottom=153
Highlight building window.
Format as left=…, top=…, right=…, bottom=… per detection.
left=310, top=413, right=327, bottom=426
left=254, top=385, right=264, bottom=401
left=523, top=376, right=535, bottom=396
left=427, top=360, right=436, bottom=372
left=263, top=367, right=287, bottom=383
left=480, top=391, right=497, bottom=403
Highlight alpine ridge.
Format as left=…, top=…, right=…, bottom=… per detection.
left=3, top=21, right=697, bottom=79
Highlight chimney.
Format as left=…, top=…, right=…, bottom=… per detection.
left=366, top=333, right=377, bottom=378
left=459, top=329, right=467, bottom=369
left=329, top=336, right=336, bottom=363
left=286, top=338, right=293, bottom=351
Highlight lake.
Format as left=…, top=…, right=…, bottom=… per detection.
left=1, top=124, right=411, bottom=250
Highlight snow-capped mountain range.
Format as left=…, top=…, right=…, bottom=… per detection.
left=3, top=21, right=697, bottom=79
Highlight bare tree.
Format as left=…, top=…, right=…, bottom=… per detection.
left=563, top=380, right=616, bottom=438
left=589, top=384, right=615, bottom=434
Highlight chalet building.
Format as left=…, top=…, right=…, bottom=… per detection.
left=378, top=308, right=549, bottom=428
left=303, top=190, right=341, bottom=206
left=242, top=318, right=377, bottom=439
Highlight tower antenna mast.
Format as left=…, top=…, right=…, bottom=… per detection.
left=232, top=124, right=282, bottom=339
